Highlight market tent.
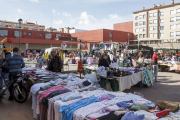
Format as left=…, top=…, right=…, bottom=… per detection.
left=1, top=37, right=14, bottom=44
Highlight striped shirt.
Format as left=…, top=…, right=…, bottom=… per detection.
left=4, top=54, right=25, bottom=73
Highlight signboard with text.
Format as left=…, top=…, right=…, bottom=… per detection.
left=0, top=30, right=8, bottom=36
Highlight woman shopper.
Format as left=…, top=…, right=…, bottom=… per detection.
left=136, top=52, right=144, bottom=67
left=98, top=54, right=109, bottom=67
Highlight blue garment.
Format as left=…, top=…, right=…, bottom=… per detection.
left=4, top=54, right=25, bottom=72
left=121, top=112, right=144, bottom=120
left=0, top=72, right=9, bottom=91
left=60, top=95, right=99, bottom=120
left=116, top=100, right=133, bottom=109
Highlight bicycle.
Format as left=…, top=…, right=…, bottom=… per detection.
left=0, top=73, right=27, bottom=103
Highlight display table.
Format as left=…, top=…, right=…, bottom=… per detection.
left=83, top=65, right=98, bottom=74
left=170, top=63, right=180, bottom=71
left=114, top=71, right=143, bottom=91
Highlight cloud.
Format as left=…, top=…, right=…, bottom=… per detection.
left=54, top=19, right=63, bottom=25
left=62, top=12, right=71, bottom=17
left=29, top=0, right=39, bottom=2
left=52, top=9, right=56, bottom=14
left=17, top=9, right=22, bottom=13
left=78, top=12, right=96, bottom=25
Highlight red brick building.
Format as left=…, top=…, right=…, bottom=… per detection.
left=71, top=29, right=133, bottom=43
left=113, top=21, right=133, bottom=33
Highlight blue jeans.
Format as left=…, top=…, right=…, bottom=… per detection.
left=0, top=72, right=9, bottom=91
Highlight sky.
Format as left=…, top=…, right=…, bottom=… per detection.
left=0, top=0, right=178, bottom=30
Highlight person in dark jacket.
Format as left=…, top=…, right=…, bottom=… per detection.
left=98, top=54, right=109, bottom=67
left=0, top=52, right=11, bottom=92
left=50, top=50, right=63, bottom=72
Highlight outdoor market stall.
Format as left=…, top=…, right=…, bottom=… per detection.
left=29, top=69, right=180, bottom=120
left=0, top=37, right=14, bottom=57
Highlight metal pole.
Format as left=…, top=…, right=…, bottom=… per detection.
left=80, top=40, right=82, bottom=78
left=19, top=22, right=21, bottom=54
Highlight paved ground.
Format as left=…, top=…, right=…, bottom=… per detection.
left=0, top=59, right=180, bottom=120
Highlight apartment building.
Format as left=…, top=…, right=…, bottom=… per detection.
left=133, top=0, right=180, bottom=46
left=0, top=20, right=45, bottom=31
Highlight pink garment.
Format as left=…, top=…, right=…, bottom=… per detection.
left=98, top=94, right=112, bottom=102
left=39, top=86, right=68, bottom=100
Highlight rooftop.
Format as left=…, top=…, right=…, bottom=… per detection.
left=133, top=0, right=180, bottom=14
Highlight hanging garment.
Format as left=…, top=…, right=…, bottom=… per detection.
left=59, top=95, right=99, bottom=120
left=81, top=41, right=88, bottom=50
left=105, top=44, right=110, bottom=48
left=93, top=44, right=95, bottom=49
left=101, top=44, right=105, bottom=49
left=61, top=44, right=67, bottom=49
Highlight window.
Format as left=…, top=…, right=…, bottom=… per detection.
left=155, top=41, right=158, bottom=44
left=135, top=28, right=139, bottom=32
left=150, top=41, right=153, bottom=44
left=154, top=13, right=157, bottom=17
left=149, top=33, right=153, bottom=38
left=149, top=13, right=153, bottom=17
left=139, top=15, right=142, bottom=19
left=149, top=20, right=153, bottom=24
left=144, top=41, right=147, bottom=44
left=154, top=19, right=157, bottom=24
left=170, top=25, right=175, bottom=29
left=135, top=22, right=138, bottom=26
left=176, top=16, right=180, bottom=21
left=171, top=10, right=175, bottom=15
left=139, top=34, right=142, bottom=38
left=161, top=40, right=164, bottom=44
left=139, top=21, right=142, bottom=26
left=139, top=28, right=142, bottom=32
left=170, top=32, right=174, bottom=37
left=177, top=24, right=180, bottom=29
left=24, top=32, right=27, bottom=35
left=109, top=39, right=112, bottom=42
left=143, top=14, right=146, bottom=19
left=159, top=12, right=164, bottom=16
left=135, top=41, right=138, bottom=44
left=36, top=33, right=39, bottom=36
left=40, top=33, right=43, bottom=36
left=170, top=39, right=174, bottom=43
left=135, top=16, right=138, bottom=20
left=177, top=39, right=180, bottom=43
left=28, top=32, right=32, bottom=36
left=177, top=9, right=180, bottom=13
left=159, top=26, right=164, bottom=30
left=176, top=31, right=180, bottom=36
left=136, top=35, right=138, bottom=39
left=153, top=26, right=157, bottom=30
left=109, top=32, right=113, bottom=37
left=143, top=34, right=146, bottom=38
left=154, top=33, right=157, bottom=37
left=149, top=27, right=153, bottom=31
left=159, top=19, right=164, bottom=23
left=159, top=33, right=164, bottom=37
left=170, top=17, right=175, bottom=22
left=143, top=27, right=146, bottom=31
left=143, top=21, right=146, bottom=25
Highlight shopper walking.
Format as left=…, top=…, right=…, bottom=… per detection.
left=50, top=50, right=63, bottom=72
left=152, top=50, right=160, bottom=82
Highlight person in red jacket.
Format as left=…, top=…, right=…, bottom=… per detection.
left=152, top=50, right=160, bottom=82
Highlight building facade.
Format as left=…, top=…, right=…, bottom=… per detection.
left=133, top=0, right=180, bottom=46
left=0, top=20, right=45, bottom=31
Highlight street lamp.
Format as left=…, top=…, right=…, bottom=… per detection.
left=18, top=18, right=22, bottom=54
left=128, top=33, right=130, bottom=45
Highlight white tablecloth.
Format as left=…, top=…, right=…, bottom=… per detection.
left=114, top=71, right=143, bottom=91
